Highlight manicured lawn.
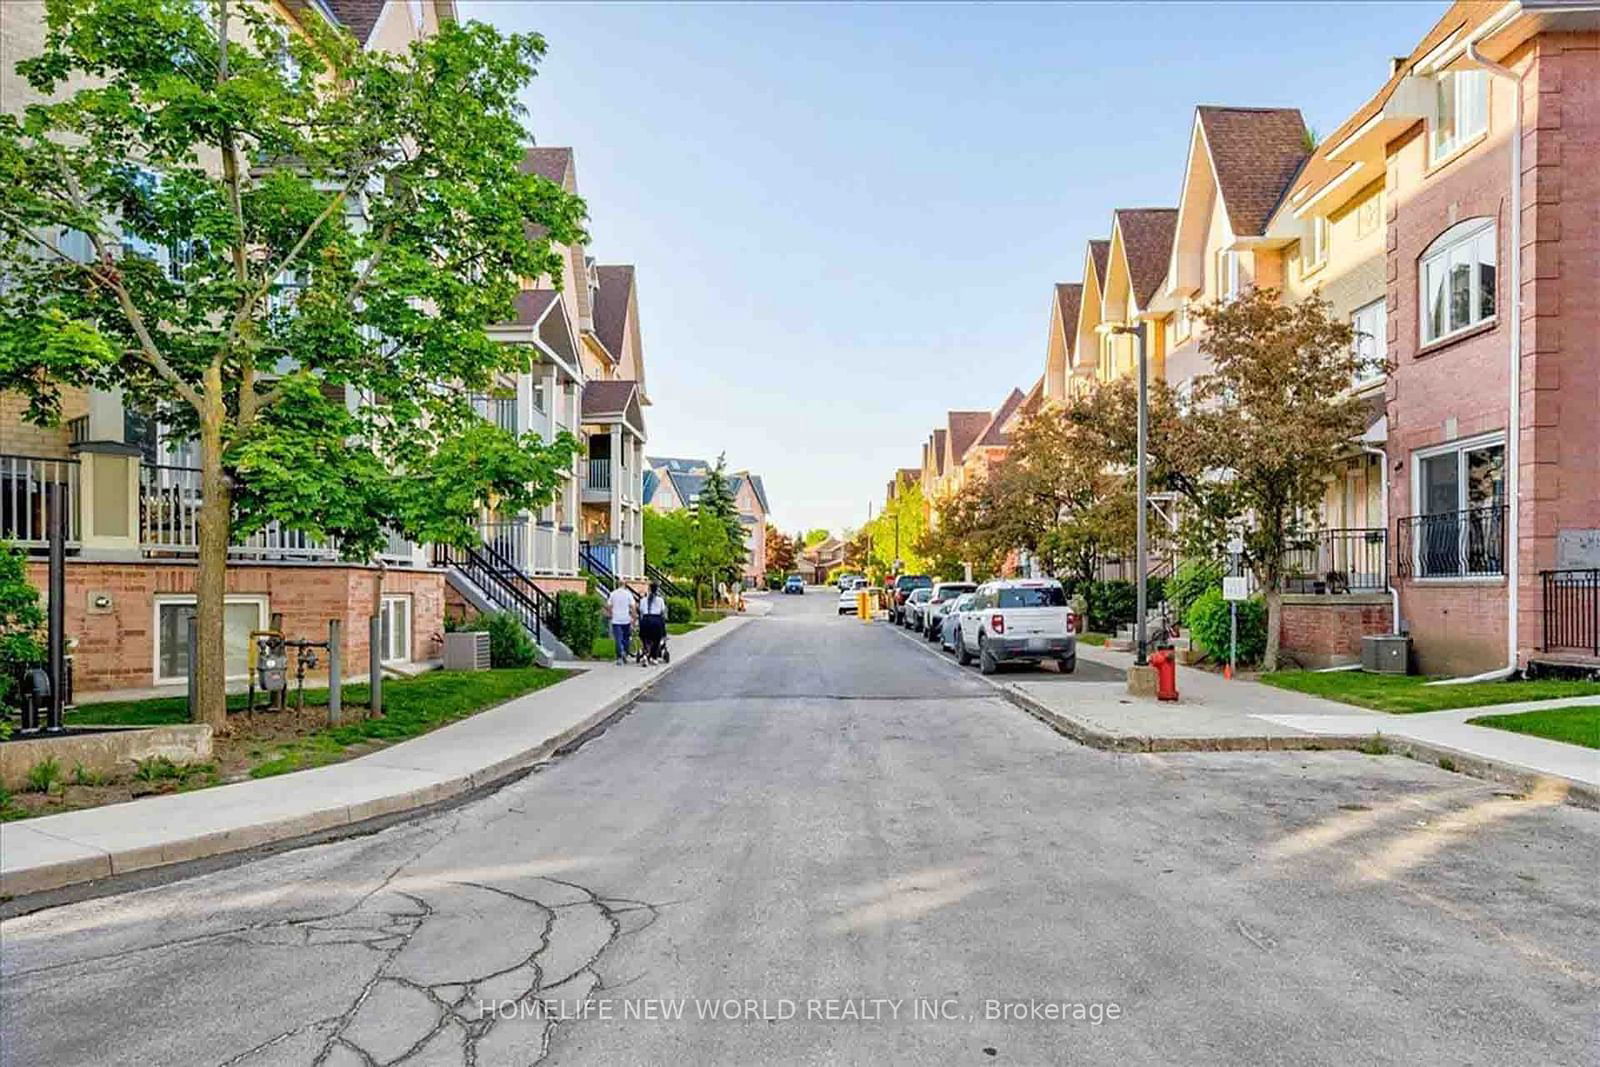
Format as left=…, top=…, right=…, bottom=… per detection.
left=69, top=666, right=573, bottom=778
left=590, top=620, right=707, bottom=661
left=1467, top=705, right=1600, bottom=749
left=1078, top=632, right=1110, bottom=647
left=1260, top=671, right=1600, bottom=714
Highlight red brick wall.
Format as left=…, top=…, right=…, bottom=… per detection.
left=26, top=560, right=444, bottom=693
left=1279, top=597, right=1393, bottom=668
left=1401, top=582, right=1509, bottom=677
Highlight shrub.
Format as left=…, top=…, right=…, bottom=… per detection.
left=1081, top=579, right=1165, bottom=632
left=556, top=591, right=607, bottom=659
left=480, top=611, right=537, bottom=669
left=1168, top=560, right=1223, bottom=626
left=25, top=756, right=62, bottom=793
left=0, top=543, right=44, bottom=718
left=665, top=596, right=694, bottom=625
left=133, top=755, right=180, bottom=782
left=1187, top=589, right=1267, bottom=665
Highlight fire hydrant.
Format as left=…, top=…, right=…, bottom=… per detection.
left=1150, top=648, right=1179, bottom=702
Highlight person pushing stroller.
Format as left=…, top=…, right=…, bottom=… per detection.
left=638, top=582, right=668, bottom=666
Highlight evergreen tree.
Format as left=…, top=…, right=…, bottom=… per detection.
left=694, top=454, right=748, bottom=585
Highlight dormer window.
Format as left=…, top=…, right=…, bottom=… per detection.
left=1432, top=69, right=1488, bottom=162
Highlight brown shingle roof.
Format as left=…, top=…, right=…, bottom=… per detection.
left=581, top=379, right=638, bottom=419
left=1196, top=106, right=1309, bottom=236
left=975, top=388, right=1026, bottom=449
left=1087, top=240, right=1110, bottom=286
left=593, top=265, right=634, bottom=361
left=1286, top=2, right=1502, bottom=205
left=931, top=429, right=947, bottom=475
left=1114, top=208, right=1179, bottom=307
left=521, top=147, right=573, bottom=185
left=322, top=0, right=386, bottom=44
left=947, top=411, right=991, bottom=465
left=510, top=288, right=560, bottom=325
left=1054, top=283, right=1082, bottom=337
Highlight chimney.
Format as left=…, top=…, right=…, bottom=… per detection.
left=1390, top=55, right=1409, bottom=77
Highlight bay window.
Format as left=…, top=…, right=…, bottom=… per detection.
left=1420, top=218, right=1495, bottom=344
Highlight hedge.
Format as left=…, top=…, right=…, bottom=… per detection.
left=556, top=591, right=607, bottom=658
left=665, top=596, right=694, bottom=625
left=1187, top=589, right=1267, bottom=665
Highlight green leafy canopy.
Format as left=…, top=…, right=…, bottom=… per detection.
left=0, top=0, right=588, bottom=557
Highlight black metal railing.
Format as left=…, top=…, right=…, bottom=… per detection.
left=579, top=539, right=632, bottom=598
left=1395, top=505, right=1506, bottom=580
left=433, top=539, right=560, bottom=644
left=0, top=454, right=80, bottom=548
left=477, top=519, right=528, bottom=572
left=1541, top=569, right=1599, bottom=656
left=645, top=561, right=688, bottom=600
left=1284, top=527, right=1388, bottom=592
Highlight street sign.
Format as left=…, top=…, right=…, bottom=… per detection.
left=1222, top=576, right=1250, bottom=601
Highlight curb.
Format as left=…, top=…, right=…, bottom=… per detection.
left=0, top=616, right=753, bottom=904
left=884, top=621, right=1599, bottom=812
left=999, top=682, right=1600, bottom=811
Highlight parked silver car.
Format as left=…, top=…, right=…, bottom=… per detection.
left=900, top=587, right=933, bottom=630
left=922, top=581, right=977, bottom=641
left=939, top=592, right=977, bottom=653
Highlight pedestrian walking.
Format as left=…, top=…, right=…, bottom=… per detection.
left=639, top=582, right=668, bottom=665
left=606, top=583, right=636, bottom=665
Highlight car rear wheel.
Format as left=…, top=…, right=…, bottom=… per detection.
left=1058, top=655, right=1076, bottom=674
left=955, top=634, right=973, bottom=666
left=978, top=638, right=998, bottom=675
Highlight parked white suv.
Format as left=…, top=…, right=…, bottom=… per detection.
left=955, top=579, right=1075, bottom=675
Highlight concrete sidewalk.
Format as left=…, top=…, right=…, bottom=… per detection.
left=939, top=635, right=1599, bottom=808
left=0, top=615, right=755, bottom=900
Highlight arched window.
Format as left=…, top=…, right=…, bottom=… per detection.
left=1419, top=217, right=1495, bottom=344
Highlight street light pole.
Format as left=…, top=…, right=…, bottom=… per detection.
left=1134, top=319, right=1149, bottom=667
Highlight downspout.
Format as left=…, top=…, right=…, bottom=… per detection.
left=1432, top=42, right=1524, bottom=685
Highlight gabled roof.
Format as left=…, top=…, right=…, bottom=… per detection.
left=521, top=146, right=574, bottom=186
left=649, top=456, right=708, bottom=475
left=1195, top=106, right=1309, bottom=236
left=1087, top=240, right=1111, bottom=287
left=1285, top=2, right=1504, bottom=207
left=1054, top=283, right=1082, bottom=338
left=580, top=379, right=637, bottom=418
left=510, top=288, right=561, bottom=325
left=741, top=473, right=771, bottom=516
left=321, top=0, right=386, bottom=44
left=973, top=389, right=1026, bottom=450
left=1021, top=375, right=1044, bottom=414
left=642, top=467, right=660, bottom=506
left=947, top=411, right=991, bottom=465
left=592, top=265, right=634, bottom=362
left=931, top=429, right=948, bottom=475
left=1113, top=209, right=1179, bottom=308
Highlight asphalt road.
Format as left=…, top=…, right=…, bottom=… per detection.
left=3, top=590, right=1597, bottom=1066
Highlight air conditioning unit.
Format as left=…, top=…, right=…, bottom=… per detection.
left=444, top=631, right=491, bottom=671
left=1361, top=634, right=1411, bottom=675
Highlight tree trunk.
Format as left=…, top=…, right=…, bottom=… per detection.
left=194, top=404, right=231, bottom=731
left=1263, top=585, right=1282, bottom=673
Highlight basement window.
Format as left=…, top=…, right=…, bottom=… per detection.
left=154, top=596, right=267, bottom=685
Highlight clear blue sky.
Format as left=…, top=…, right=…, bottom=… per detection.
left=464, top=1, right=1445, bottom=535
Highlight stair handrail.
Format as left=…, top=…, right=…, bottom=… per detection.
left=644, top=561, right=688, bottom=600
left=474, top=534, right=563, bottom=639
left=434, top=540, right=558, bottom=643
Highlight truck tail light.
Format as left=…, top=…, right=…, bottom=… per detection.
left=990, top=614, right=1005, bottom=634
left=1066, top=612, right=1077, bottom=632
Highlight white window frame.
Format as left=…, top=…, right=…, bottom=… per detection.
left=1409, top=431, right=1507, bottom=580
left=1350, top=298, right=1387, bottom=389
left=1302, top=216, right=1329, bottom=275
left=1419, top=217, right=1496, bottom=345
left=1174, top=301, right=1192, bottom=343
left=380, top=594, right=412, bottom=663
left=1431, top=69, right=1489, bottom=164
left=153, top=594, right=269, bottom=685
left=1216, top=249, right=1240, bottom=301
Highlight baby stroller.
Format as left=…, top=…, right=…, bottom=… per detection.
left=635, top=614, right=670, bottom=666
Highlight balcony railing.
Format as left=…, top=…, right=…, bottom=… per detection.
left=1541, top=569, right=1599, bottom=657
left=586, top=457, right=611, bottom=492
left=470, top=394, right=519, bottom=435
left=1283, top=527, right=1388, bottom=593
left=140, top=464, right=339, bottom=560
left=0, top=455, right=80, bottom=548
left=478, top=519, right=528, bottom=572
left=1395, top=505, right=1506, bottom=580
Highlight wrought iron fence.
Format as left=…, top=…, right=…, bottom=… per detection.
left=1395, top=505, right=1506, bottom=579
left=1541, top=569, right=1599, bottom=656
left=1283, top=527, right=1388, bottom=592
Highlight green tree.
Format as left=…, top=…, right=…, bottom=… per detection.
left=803, top=528, right=830, bottom=547
left=0, top=0, right=584, bottom=727
left=0, top=545, right=46, bottom=728
left=693, top=454, right=747, bottom=586
left=1186, top=289, right=1367, bottom=669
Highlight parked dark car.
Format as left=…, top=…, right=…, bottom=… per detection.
left=889, top=574, right=934, bottom=624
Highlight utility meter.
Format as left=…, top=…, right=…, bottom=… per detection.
left=256, top=636, right=288, bottom=692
